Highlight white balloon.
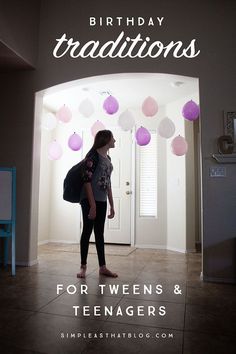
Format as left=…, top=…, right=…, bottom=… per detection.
left=79, top=98, right=94, bottom=118
left=42, top=113, right=57, bottom=131
left=118, top=110, right=135, bottom=131
left=48, top=141, right=63, bottom=160
left=158, top=117, right=175, bottom=139
left=91, top=120, right=106, bottom=137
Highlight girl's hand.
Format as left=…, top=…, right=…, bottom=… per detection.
left=108, top=207, right=115, bottom=219
left=88, top=205, right=96, bottom=219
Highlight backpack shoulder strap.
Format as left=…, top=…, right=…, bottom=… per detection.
left=82, top=150, right=99, bottom=183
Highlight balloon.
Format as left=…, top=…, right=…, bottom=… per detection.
left=158, top=117, right=175, bottom=138
left=135, top=126, right=151, bottom=146
left=42, top=113, right=57, bottom=131
left=171, top=135, right=188, bottom=156
left=68, top=133, right=83, bottom=151
left=103, top=95, right=119, bottom=115
left=79, top=98, right=94, bottom=118
left=118, top=110, right=135, bottom=131
left=48, top=141, right=63, bottom=160
left=142, top=96, right=158, bottom=117
left=91, top=120, right=106, bottom=137
left=182, top=100, right=199, bottom=121
left=56, top=105, right=72, bottom=123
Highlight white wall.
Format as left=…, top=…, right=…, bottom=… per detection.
left=38, top=108, right=83, bottom=244
left=166, top=92, right=199, bottom=253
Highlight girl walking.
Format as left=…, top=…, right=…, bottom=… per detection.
left=77, top=130, right=118, bottom=278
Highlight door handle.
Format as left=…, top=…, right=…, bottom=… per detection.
left=126, top=191, right=132, bottom=195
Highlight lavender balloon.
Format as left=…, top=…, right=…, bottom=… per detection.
left=56, top=105, right=72, bottom=123
left=135, top=126, right=151, bottom=146
left=91, top=120, right=106, bottom=137
left=142, top=96, right=158, bottom=117
left=182, top=100, right=199, bottom=121
left=68, top=133, right=83, bottom=151
left=171, top=135, right=188, bottom=156
left=103, top=95, right=119, bottom=115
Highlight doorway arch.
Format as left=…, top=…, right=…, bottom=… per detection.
left=30, top=72, right=201, bottom=265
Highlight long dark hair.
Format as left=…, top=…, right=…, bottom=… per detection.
left=86, top=130, right=113, bottom=157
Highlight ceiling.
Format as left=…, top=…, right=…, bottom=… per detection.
left=0, top=41, right=32, bottom=71
left=43, top=73, right=199, bottom=113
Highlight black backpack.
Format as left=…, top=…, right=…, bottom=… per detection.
left=63, top=160, right=84, bottom=203
left=63, top=150, right=99, bottom=203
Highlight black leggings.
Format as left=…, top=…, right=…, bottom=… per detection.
left=80, top=199, right=107, bottom=267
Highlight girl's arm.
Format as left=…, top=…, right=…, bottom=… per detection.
left=84, top=183, right=96, bottom=219
left=107, top=186, right=115, bottom=219
left=82, top=152, right=98, bottom=219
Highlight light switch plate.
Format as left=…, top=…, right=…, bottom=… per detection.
left=209, top=166, right=226, bottom=177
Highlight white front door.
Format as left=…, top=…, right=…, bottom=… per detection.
left=81, top=129, right=132, bottom=244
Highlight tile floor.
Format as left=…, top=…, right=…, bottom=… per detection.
left=0, top=244, right=235, bottom=354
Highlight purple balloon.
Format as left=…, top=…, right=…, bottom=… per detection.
left=135, top=126, right=151, bottom=146
left=103, top=95, right=119, bottom=115
left=182, top=100, right=200, bottom=121
left=68, top=133, right=83, bottom=151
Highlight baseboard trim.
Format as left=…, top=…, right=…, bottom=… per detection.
left=167, top=246, right=186, bottom=253
left=38, top=239, right=78, bottom=245
left=134, top=244, right=187, bottom=253
left=38, top=240, right=49, bottom=245
left=135, top=244, right=166, bottom=250
left=186, top=248, right=197, bottom=253
left=5, top=259, right=39, bottom=267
